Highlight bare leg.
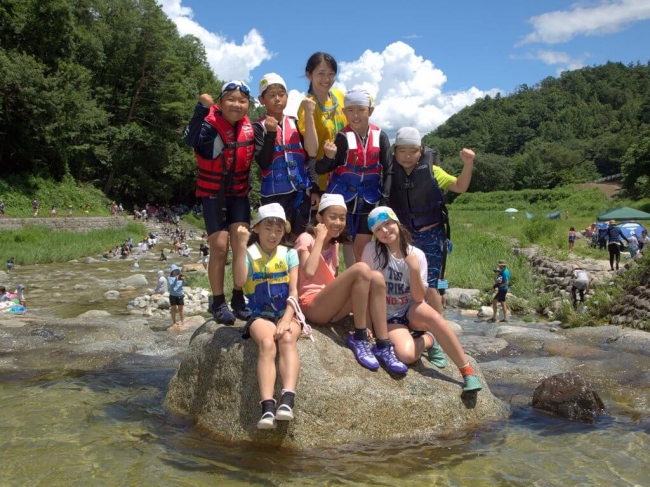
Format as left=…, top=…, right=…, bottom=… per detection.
left=228, top=222, right=249, bottom=293
left=407, top=301, right=469, bottom=369
left=170, top=305, right=177, bottom=325
left=207, top=230, right=229, bottom=295
left=388, top=325, right=424, bottom=364
left=249, top=319, right=278, bottom=400
left=277, top=319, right=302, bottom=391
left=304, top=263, right=371, bottom=329
left=178, top=305, right=184, bottom=325
left=367, top=271, right=390, bottom=341
left=353, top=234, right=372, bottom=264
left=491, top=299, right=498, bottom=320
left=425, top=288, right=443, bottom=315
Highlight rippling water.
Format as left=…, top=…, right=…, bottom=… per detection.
left=1, top=259, right=649, bottom=486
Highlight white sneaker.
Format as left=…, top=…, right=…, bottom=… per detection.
left=257, top=411, right=276, bottom=429
left=276, top=404, right=294, bottom=421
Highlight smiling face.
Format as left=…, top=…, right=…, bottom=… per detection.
left=343, top=105, right=373, bottom=134
left=219, top=89, right=250, bottom=124
left=372, top=219, right=400, bottom=249
left=317, top=206, right=347, bottom=239
left=259, top=84, right=288, bottom=117
left=394, top=145, right=422, bottom=173
left=254, top=218, right=285, bottom=253
left=307, top=61, right=336, bottom=98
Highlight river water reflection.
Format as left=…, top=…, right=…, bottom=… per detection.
left=0, top=259, right=648, bottom=485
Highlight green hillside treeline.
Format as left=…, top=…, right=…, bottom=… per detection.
left=424, top=62, right=650, bottom=200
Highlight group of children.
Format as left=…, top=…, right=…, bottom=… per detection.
left=184, top=51, right=481, bottom=430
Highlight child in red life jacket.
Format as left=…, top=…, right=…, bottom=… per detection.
left=183, top=80, right=255, bottom=325
left=315, top=89, right=392, bottom=266
left=253, top=73, right=319, bottom=242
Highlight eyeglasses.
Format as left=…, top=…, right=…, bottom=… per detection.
left=219, top=81, right=251, bottom=99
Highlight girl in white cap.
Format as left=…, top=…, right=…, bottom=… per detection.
left=315, top=88, right=392, bottom=267
left=362, top=206, right=482, bottom=392
left=233, top=203, right=304, bottom=429
left=294, top=193, right=407, bottom=375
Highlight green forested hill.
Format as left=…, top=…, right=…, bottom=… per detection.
left=424, top=62, right=650, bottom=199
left=0, top=0, right=222, bottom=203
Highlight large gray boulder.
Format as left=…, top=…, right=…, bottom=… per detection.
left=165, top=321, right=509, bottom=450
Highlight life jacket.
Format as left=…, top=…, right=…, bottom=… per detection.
left=195, top=106, right=255, bottom=198
left=327, top=124, right=382, bottom=205
left=255, top=115, right=309, bottom=197
left=243, top=243, right=291, bottom=318
left=389, top=147, right=446, bottom=231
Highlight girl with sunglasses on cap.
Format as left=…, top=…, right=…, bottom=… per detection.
left=315, top=89, right=392, bottom=267
left=361, top=206, right=482, bottom=392
left=294, top=193, right=407, bottom=374
left=184, top=81, right=255, bottom=325
left=297, top=52, right=347, bottom=204
left=233, top=203, right=305, bottom=429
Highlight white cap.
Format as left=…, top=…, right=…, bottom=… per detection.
left=157, top=270, right=164, bottom=277
left=393, top=127, right=422, bottom=147
left=318, top=193, right=346, bottom=213
left=344, top=89, right=373, bottom=107
left=258, top=73, right=287, bottom=96
left=252, top=203, right=287, bottom=227
left=368, top=206, right=399, bottom=233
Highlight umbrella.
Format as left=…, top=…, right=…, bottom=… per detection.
left=504, top=208, right=518, bottom=213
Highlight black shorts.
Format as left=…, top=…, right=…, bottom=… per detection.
left=494, top=289, right=508, bottom=303
left=202, top=195, right=251, bottom=236
left=345, top=199, right=373, bottom=239
left=169, top=295, right=184, bottom=306
left=260, top=192, right=311, bottom=236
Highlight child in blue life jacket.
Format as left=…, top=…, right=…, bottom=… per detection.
left=184, top=80, right=255, bottom=325
left=233, top=203, right=305, bottom=429
left=362, top=206, right=482, bottom=392
left=253, top=73, right=319, bottom=242
left=168, top=264, right=185, bottom=328
left=388, top=127, right=475, bottom=314
left=315, top=89, right=392, bottom=266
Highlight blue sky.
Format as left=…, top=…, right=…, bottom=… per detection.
left=159, top=0, right=650, bottom=137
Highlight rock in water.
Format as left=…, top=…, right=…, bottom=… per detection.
left=532, top=372, right=605, bottom=422
left=165, top=321, right=509, bottom=450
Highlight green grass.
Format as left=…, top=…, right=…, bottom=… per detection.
left=0, top=174, right=113, bottom=217
left=0, top=223, right=146, bottom=265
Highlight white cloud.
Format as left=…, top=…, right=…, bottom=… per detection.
left=157, top=0, right=272, bottom=81
left=519, top=0, right=650, bottom=45
left=332, top=42, right=498, bottom=138
left=514, top=49, right=588, bottom=74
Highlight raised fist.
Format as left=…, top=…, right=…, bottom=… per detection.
left=199, top=93, right=214, bottom=107
left=314, top=223, right=329, bottom=241
left=323, top=140, right=337, bottom=159
left=460, top=148, right=475, bottom=164
left=300, top=96, right=316, bottom=116
left=236, top=225, right=251, bottom=246
left=264, top=116, right=279, bottom=133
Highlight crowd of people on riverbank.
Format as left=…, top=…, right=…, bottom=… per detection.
left=182, top=51, right=483, bottom=429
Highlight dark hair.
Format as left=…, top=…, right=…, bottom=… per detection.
left=570, top=227, right=575, bottom=231
left=305, top=207, right=351, bottom=244
left=305, top=52, right=338, bottom=93
left=373, top=221, right=413, bottom=270
left=0, top=286, right=5, bottom=293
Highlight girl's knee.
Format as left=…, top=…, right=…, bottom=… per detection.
left=350, top=262, right=372, bottom=280
left=258, top=337, right=277, bottom=356
left=277, top=332, right=298, bottom=347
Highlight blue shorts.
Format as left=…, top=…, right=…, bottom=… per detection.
left=202, top=195, right=251, bottom=236
left=411, top=225, right=445, bottom=289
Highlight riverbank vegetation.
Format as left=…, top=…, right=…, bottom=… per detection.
left=0, top=222, right=145, bottom=265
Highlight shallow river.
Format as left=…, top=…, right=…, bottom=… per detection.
left=1, top=257, right=648, bottom=486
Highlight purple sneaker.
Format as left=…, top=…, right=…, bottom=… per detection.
left=372, top=344, right=408, bottom=374
left=346, top=335, right=379, bottom=371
